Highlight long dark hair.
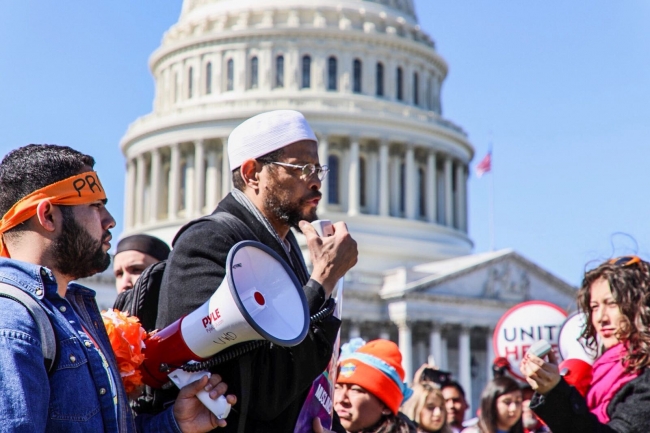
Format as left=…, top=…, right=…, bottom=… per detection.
left=477, top=377, right=523, bottom=433
left=578, top=258, right=650, bottom=373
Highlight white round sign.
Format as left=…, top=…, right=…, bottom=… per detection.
left=493, top=301, right=568, bottom=380
left=558, top=312, right=598, bottom=364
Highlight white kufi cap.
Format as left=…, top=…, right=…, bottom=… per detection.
left=228, top=110, right=318, bottom=170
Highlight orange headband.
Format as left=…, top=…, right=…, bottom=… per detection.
left=0, top=171, right=106, bottom=257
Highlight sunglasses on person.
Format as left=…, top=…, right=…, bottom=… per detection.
left=270, top=162, right=329, bottom=181
left=608, top=256, right=641, bottom=267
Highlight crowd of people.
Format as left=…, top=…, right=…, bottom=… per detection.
left=0, top=109, right=649, bottom=432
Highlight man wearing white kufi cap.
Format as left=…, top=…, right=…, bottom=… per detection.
left=157, top=110, right=358, bottom=432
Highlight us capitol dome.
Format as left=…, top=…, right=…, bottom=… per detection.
left=111, top=0, right=576, bottom=411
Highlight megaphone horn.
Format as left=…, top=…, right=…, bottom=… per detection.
left=140, top=240, right=310, bottom=388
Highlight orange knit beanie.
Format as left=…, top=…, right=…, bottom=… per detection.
left=337, top=339, right=412, bottom=415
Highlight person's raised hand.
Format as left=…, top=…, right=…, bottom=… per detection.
left=520, top=351, right=561, bottom=396
left=313, top=417, right=336, bottom=433
left=413, top=362, right=438, bottom=385
left=300, top=220, right=358, bottom=296
left=173, top=374, right=237, bottom=433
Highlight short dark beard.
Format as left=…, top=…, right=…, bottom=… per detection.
left=52, top=208, right=111, bottom=279
left=263, top=171, right=320, bottom=230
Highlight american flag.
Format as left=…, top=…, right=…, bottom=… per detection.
left=475, top=151, right=491, bottom=178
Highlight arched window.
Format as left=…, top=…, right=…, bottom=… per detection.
left=376, top=62, right=384, bottom=97
left=413, top=72, right=419, bottom=106
left=328, top=56, right=337, bottom=91
left=302, top=55, right=311, bottom=89
left=276, top=55, right=285, bottom=88
left=418, top=167, right=426, bottom=217
left=396, top=67, right=403, bottom=101
left=328, top=154, right=340, bottom=204
left=226, top=59, right=234, bottom=91
left=188, top=67, right=194, bottom=98
left=205, top=62, right=212, bottom=94
left=250, top=56, right=259, bottom=89
left=359, top=157, right=367, bottom=207
left=353, top=59, right=362, bottom=94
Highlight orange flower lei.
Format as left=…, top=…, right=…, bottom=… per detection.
left=101, top=309, right=146, bottom=394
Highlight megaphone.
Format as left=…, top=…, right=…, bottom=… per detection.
left=557, top=312, right=596, bottom=396
left=140, top=240, right=310, bottom=395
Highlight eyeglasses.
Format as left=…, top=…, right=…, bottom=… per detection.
left=270, top=162, right=330, bottom=181
left=608, top=256, right=641, bottom=267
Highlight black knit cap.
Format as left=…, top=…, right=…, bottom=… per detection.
left=115, top=234, right=170, bottom=262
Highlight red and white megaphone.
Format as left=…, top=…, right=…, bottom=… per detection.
left=140, top=240, right=310, bottom=416
left=558, top=312, right=597, bottom=396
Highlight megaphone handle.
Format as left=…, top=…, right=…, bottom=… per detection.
left=168, top=369, right=232, bottom=419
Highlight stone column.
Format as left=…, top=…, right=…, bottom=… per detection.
left=405, top=144, right=416, bottom=219
left=124, top=159, right=136, bottom=229
left=318, top=134, right=328, bottom=213
left=348, top=137, right=360, bottom=216
left=444, top=157, right=453, bottom=227
left=215, top=50, right=224, bottom=95
left=486, top=327, right=494, bottom=381
left=195, top=139, right=205, bottom=216
left=205, top=148, right=219, bottom=211
left=428, top=324, right=443, bottom=367
left=459, top=327, right=472, bottom=406
left=390, top=154, right=401, bottom=216
left=168, top=144, right=180, bottom=220
left=440, top=336, right=448, bottom=370
left=398, top=322, right=413, bottom=385
left=260, top=47, right=272, bottom=91
left=426, top=151, right=437, bottom=223
left=340, top=52, right=352, bottom=93
left=455, top=163, right=465, bottom=230
left=221, top=139, right=231, bottom=198
left=378, top=140, right=390, bottom=217
left=149, top=148, right=161, bottom=222
left=135, top=154, right=146, bottom=226
left=184, top=151, right=195, bottom=216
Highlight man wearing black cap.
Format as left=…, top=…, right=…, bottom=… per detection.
left=113, top=234, right=170, bottom=294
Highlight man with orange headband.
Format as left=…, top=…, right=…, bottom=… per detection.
left=0, top=144, right=235, bottom=432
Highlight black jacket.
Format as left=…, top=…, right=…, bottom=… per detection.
left=156, top=194, right=341, bottom=433
left=531, top=368, right=650, bottom=433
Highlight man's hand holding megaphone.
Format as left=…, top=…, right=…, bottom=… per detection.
left=173, top=373, right=237, bottom=432
left=299, top=220, right=358, bottom=296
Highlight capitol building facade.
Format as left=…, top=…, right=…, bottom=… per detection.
left=98, top=0, right=576, bottom=413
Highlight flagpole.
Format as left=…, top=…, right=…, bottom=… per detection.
left=475, top=144, right=494, bottom=251
left=489, top=166, right=495, bottom=251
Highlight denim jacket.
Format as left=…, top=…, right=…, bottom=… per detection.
left=0, top=258, right=182, bottom=433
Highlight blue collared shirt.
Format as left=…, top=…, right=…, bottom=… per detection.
left=0, top=257, right=182, bottom=433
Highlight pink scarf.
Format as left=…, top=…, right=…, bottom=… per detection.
left=585, top=343, right=638, bottom=423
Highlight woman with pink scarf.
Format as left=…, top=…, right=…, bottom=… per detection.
left=520, top=256, right=650, bottom=433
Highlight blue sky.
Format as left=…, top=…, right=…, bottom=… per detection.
left=1, top=1, right=649, bottom=286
